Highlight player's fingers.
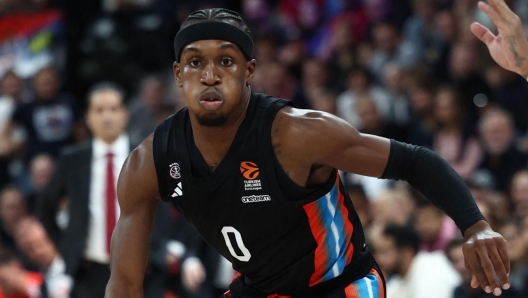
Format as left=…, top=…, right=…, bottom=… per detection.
left=471, top=275, right=479, bottom=289
left=463, top=246, right=489, bottom=291
left=470, top=22, right=496, bottom=45
left=475, top=245, right=502, bottom=296
left=496, top=241, right=511, bottom=289
left=488, top=246, right=510, bottom=291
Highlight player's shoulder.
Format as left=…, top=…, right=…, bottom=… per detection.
left=275, top=106, right=347, bottom=133
left=125, top=134, right=154, bottom=172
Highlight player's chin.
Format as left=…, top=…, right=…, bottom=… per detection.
left=196, top=113, right=228, bottom=127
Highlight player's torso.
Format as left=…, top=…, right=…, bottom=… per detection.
left=153, top=92, right=371, bottom=294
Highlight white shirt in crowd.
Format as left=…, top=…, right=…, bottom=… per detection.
left=386, top=251, right=461, bottom=298
left=84, top=134, right=129, bottom=264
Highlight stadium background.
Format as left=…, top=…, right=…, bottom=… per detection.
left=0, top=0, right=527, bottom=297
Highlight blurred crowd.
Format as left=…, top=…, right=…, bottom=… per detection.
left=0, top=0, right=528, bottom=297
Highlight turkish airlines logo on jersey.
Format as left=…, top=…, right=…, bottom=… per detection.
left=240, top=161, right=259, bottom=180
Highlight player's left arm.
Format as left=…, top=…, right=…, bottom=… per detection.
left=287, top=109, right=510, bottom=296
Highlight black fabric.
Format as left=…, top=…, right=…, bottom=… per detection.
left=174, top=21, right=254, bottom=62
left=152, top=91, right=375, bottom=296
left=381, top=140, right=485, bottom=235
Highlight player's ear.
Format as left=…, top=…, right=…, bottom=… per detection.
left=173, top=62, right=183, bottom=88
left=245, top=59, right=256, bottom=86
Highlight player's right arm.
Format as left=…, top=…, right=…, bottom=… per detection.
left=105, top=135, right=159, bottom=298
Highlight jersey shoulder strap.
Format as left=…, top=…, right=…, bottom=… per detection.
left=152, top=109, right=185, bottom=201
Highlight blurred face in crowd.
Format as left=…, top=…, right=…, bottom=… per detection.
left=302, top=59, right=327, bottom=89
left=33, top=67, right=59, bottom=101
left=434, top=88, right=461, bottom=127
left=0, top=260, right=25, bottom=295
left=0, top=71, right=23, bottom=99
left=15, top=219, right=57, bottom=268
left=347, top=71, right=370, bottom=93
left=375, top=235, right=400, bottom=276
left=498, top=223, right=526, bottom=263
left=414, top=205, right=443, bottom=244
left=356, top=96, right=381, bottom=131
left=30, top=155, right=55, bottom=192
left=435, top=10, right=458, bottom=42
left=510, top=171, right=528, bottom=206
left=175, top=40, right=256, bottom=127
left=410, top=88, right=433, bottom=116
left=262, top=62, right=288, bottom=97
left=142, top=78, right=166, bottom=107
left=86, top=90, right=128, bottom=144
left=450, top=44, right=478, bottom=78
left=479, top=111, right=514, bottom=155
left=0, top=189, right=27, bottom=230
left=447, top=243, right=471, bottom=283
left=373, top=24, right=399, bottom=54
left=254, top=37, right=275, bottom=63
left=383, top=64, right=402, bottom=93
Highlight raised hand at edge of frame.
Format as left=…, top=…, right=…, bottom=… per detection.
left=462, top=220, right=510, bottom=297
left=471, top=0, right=528, bottom=77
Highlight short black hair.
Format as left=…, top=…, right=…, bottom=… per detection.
left=383, top=224, right=421, bottom=254
left=179, top=8, right=251, bottom=36
left=445, top=237, right=465, bottom=258
left=86, top=81, right=125, bottom=108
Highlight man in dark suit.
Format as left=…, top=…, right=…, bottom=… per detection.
left=36, top=82, right=131, bottom=298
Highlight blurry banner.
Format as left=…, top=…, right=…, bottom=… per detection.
left=0, top=10, right=63, bottom=78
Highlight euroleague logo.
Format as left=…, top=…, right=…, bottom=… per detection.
left=240, top=161, right=259, bottom=180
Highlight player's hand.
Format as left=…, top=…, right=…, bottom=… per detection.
left=462, top=220, right=510, bottom=297
left=182, top=259, right=206, bottom=292
left=471, top=0, right=528, bottom=77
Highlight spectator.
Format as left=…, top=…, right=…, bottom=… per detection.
left=448, top=43, right=493, bottom=124
left=497, top=221, right=528, bottom=297
left=291, top=58, right=331, bottom=109
left=356, top=95, right=406, bottom=141
left=382, top=63, right=411, bottom=126
left=446, top=238, right=522, bottom=298
left=0, top=187, right=28, bottom=252
left=406, top=78, right=435, bottom=147
left=127, top=75, right=176, bottom=145
left=489, top=64, right=528, bottom=133
left=37, top=82, right=131, bottom=298
left=478, top=109, right=528, bottom=191
left=375, top=225, right=460, bottom=298
left=14, top=217, right=72, bottom=298
left=0, top=71, right=25, bottom=188
left=369, top=22, right=421, bottom=83
left=432, top=86, right=482, bottom=180
left=0, top=248, right=43, bottom=298
left=336, top=67, right=392, bottom=128
left=509, top=170, right=528, bottom=219
left=26, top=155, right=55, bottom=212
left=0, top=67, right=82, bottom=166
left=413, top=203, right=457, bottom=252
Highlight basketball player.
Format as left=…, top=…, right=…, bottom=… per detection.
left=106, top=8, right=510, bottom=298
left=472, top=0, right=528, bottom=79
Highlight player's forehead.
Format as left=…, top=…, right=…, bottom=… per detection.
left=181, top=40, right=244, bottom=57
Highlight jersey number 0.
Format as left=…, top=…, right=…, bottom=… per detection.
left=221, top=226, right=252, bottom=262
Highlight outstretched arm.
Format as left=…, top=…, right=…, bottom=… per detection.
left=105, top=135, right=159, bottom=298
left=278, top=108, right=510, bottom=296
left=471, top=0, right=528, bottom=77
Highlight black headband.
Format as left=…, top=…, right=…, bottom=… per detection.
left=174, top=21, right=254, bottom=62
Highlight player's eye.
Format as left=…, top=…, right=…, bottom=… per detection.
left=220, top=58, right=233, bottom=66
left=189, top=60, right=201, bottom=67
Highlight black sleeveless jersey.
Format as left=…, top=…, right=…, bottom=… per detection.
left=152, top=91, right=373, bottom=296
